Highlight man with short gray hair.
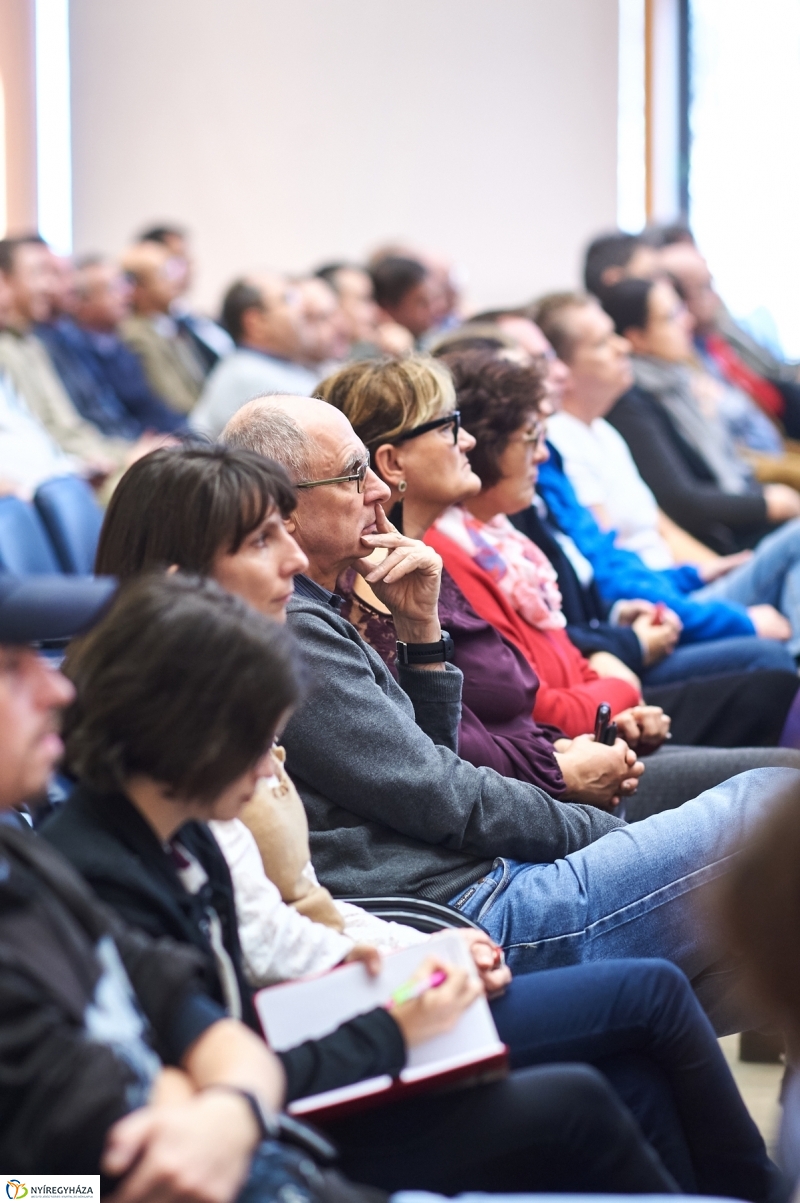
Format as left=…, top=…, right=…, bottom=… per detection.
left=222, top=393, right=798, bottom=1033
left=190, top=275, right=317, bottom=439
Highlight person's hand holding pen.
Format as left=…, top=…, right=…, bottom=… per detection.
left=389, top=955, right=482, bottom=1047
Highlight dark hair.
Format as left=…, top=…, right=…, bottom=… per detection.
left=467, top=307, right=528, bottom=324
left=64, top=574, right=301, bottom=802
left=600, top=278, right=655, bottom=336
left=95, top=446, right=296, bottom=580
left=431, top=331, right=510, bottom=358
left=137, top=223, right=187, bottom=245
left=370, top=256, right=427, bottom=309
left=220, top=279, right=265, bottom=342
left=442, top=350, right=546, bottom=488
left=0, top=233, right=47, bottom=275
left=583, top=232, right=643, bottom=296
left=641, top=222, right=695, bottom=249
left=314, top=262, right=364, bottom=292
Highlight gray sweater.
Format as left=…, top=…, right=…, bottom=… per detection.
left=282, top=591, right=623, bottom=904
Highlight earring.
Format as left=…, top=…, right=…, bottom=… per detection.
left=398, top=480, right=407, bottom=493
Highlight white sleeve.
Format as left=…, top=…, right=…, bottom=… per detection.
left=300, top=861, right=428, bottom=951
left=209, top=819, right=354, bottom=986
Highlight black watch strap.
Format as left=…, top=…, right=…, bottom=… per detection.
left=396, top=630, right=454, bottom=665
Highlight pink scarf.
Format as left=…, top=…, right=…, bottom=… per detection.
left=434, top=505, right=566, bottom=631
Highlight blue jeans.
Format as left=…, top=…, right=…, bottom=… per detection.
left=489, top=959, right=775, bottom=1199
left=693, top=517, right=800, bottom=656
left=449, top=767, right=800, bottom=1034
left=643, top=633, right=795, bottom=684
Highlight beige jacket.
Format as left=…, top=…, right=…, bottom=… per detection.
left=0, top=330, right=130, bottom=468
left=239, top=746, right=345, bottom=931
left=120, top=315, right=206, bottom=415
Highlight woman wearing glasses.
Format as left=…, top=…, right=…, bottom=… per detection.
left=318, top=354, right=800, bottom=820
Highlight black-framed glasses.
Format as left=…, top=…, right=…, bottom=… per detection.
left=296, top=459, right=369, bottom=494
left=391, top=411, right=461, bottom=446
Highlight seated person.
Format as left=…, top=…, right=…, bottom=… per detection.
left=370, top=257, right=438, bottom=346
left=0, top=573, right=297, bottom=1193
left=219, top=390, right=799, bottom=1024
left=190, top=276, right=318, bottom=440
left=297, top=276, right=350, bottom=372
left=45, top=571, right=720, bottom=1197
left=490, top=312, right=800, bottom=664
left=0, top=235, right=159, bottom=487
left=317, top=354, right=800, bottom=808
left=137, top=222, right=234, bottom=372
left=36, top=254, right=189, bottom=436
left=120, top=241, right=208, bottom=414
left=314, top=263, right=413, bottom=359
left=601, top=277, right=800, bottom=553
left=537, top=290, right=800, bottom=659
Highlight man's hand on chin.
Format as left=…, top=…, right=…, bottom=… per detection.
left=355, top=503, right=443, bottom=645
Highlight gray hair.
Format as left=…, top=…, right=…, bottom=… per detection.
left=221, top=399, right=314, bottom=483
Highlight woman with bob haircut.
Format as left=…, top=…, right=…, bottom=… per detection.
left=316, top=354, right=800, bottom=820
left=80, top=441, right=787, bottom=1201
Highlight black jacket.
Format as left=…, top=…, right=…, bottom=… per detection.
left=42, top=786, right=405, bottom=1103
left=0, top=822, right=218, bottom=1172
left=606, top=385, right=770, bottom=553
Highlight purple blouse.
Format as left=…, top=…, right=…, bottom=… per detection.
left=338, top=567, right=568, bottom=797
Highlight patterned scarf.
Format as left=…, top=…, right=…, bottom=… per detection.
left=434, top=504, right=566, bottom=630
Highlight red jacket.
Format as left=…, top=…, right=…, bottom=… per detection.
left=426, top=527, right=639, bottom=737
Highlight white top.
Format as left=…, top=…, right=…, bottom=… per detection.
left=209, top=818, right=425, bottom=988
left=547, top=409, right=675, bottom=569
left=0, top=372, right=76, bottom=497
left=190, top=348, right=319, bottom=438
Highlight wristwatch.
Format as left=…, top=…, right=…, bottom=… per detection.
left=395, top=629, right=455, bottom=666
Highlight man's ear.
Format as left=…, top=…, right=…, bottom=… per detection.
left=166, top=563, right=180, bottom=575
left=283, top=512, right=298, bottom=535
left=373, top=442, right=405, bottom=489
left=600, top=265, right=625, bottom=289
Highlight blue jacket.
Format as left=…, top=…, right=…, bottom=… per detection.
left=535, top=445, right=755, bottom=644
left=36, top=320, right=188, bottom=437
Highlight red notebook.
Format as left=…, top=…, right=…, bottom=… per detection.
left=254, top=931, right=508, bottom=1122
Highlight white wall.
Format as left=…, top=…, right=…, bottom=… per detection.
left=69, top=0, right=619, bottom=314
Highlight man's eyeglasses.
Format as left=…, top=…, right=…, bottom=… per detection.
left=296, top=459, right=370, bottom=494
left=391, top=411, right=461, bottom=446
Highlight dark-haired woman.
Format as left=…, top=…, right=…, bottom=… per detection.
left=80, top=443, right=786, bottom=1200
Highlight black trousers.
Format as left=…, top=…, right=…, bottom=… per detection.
left=325, top=1064, right=678, bottom=1195
left=646, top=668, right=800, bottom=747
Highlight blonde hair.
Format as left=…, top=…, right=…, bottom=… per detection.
left=316, top=355, right=455, bottom=462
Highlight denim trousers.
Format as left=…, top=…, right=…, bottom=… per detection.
left=449, top=767, right=800, bottom=1034
left=693, top=517, right=800, bottom=657
left=642, top=632, right=795, bottom=684
left=488, top=958, right=777, bottom=1199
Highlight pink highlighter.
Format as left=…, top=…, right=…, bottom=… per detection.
left=387, top=969, right=448, bottom=1009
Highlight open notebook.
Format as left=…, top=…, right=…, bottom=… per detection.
left=255, top=931, right=508, bottom=1121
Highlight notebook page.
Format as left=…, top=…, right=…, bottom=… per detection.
left=255, top=930, right=502, bottom=1070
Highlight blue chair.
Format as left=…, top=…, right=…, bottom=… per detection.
left=0, top=496, right=62, bottom=573
left=34, top=475, right=104, bottom=575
